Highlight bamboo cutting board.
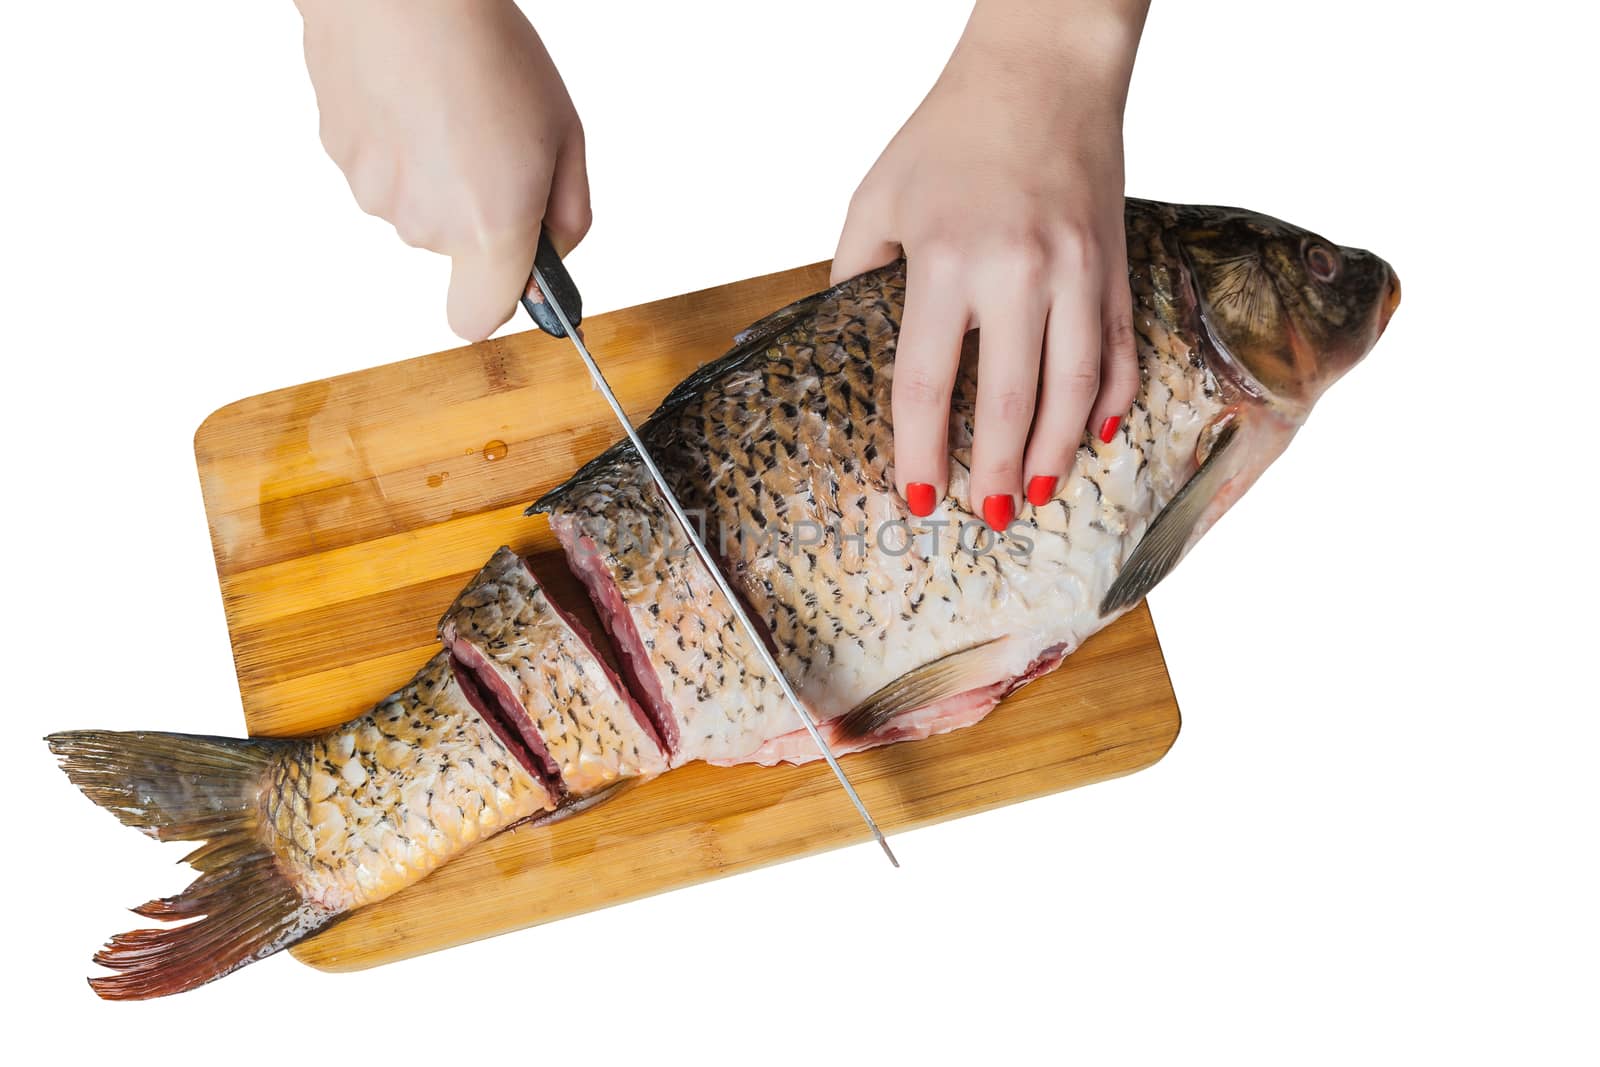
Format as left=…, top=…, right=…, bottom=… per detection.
left=193, top=261, right=1181, bottom=972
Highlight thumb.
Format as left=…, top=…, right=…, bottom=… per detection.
left=831, top=189, right=899, bottom=286
left=446, top=232, right=541, bottom=343
left=543, top=131, right=593, bottom=258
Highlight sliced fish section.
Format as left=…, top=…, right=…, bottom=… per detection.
left=550, top=508, right=793, bottom=767
left=440, top=546, right=669, bottom=795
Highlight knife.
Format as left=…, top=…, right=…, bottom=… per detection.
left=520, top=234, right=898, bottom=867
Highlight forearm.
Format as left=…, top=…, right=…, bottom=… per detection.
left=953, top=0, right=1148, bottom=108
left=294, top=0, right=515, bottom=17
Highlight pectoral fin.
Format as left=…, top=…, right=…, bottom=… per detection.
left=1099, top=417, right=1241, bottom=616
left=834, top=636, right=1008, bottom=739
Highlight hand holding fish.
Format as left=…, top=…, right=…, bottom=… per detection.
left=297, top=0, right=591, bottom=342
left=831, top=0, right=1149, bottom=528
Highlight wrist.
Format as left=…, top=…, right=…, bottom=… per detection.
left=295, top=0, right=514, bottom=26
left=957, top=0, right=1147, bottom=89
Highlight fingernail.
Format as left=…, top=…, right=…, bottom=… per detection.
left=1026, top=475, right=1058, bottom=508
left=983, top=494, right=1016, bottom=531
left=906, top=482, right=936, bottom=517
left=1098, top=416, right=1122, bottom=444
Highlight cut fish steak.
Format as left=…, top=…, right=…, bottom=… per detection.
left=441, top=546, right=669, bottom=796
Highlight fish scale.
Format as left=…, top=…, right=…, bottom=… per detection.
left=262, top=653, right=554, bottom=913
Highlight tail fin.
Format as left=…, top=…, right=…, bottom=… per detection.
left=47, top=730, right=337, bottom=1000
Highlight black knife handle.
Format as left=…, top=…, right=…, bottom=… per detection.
left=521, top=231, right=583, bottom=338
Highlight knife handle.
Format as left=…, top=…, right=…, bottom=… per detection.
left=522, top=231, right=583, bottom=338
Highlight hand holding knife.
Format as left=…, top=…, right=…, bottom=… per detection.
left=520, top=235, right=898, bottom=867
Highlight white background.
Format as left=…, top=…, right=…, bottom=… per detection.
left=2, top=2, right=1595, bottom=1062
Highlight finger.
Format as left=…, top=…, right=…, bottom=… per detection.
left=447, top=232, right=541, bottom=342
left=1088, top=256, right=1140, bottom=443
left=890, top=260, right=971, bottom=515
left=390, top=176, right=442, bottom=252
left=347, top=158, right=445, bottom=253
left=1021, top=280, right=1101, bottom=505
left=831, top=187, right=899, bottom=285
left=967, top=294, right=1046, bottom=528
left=544, top=129, right=592, bottom=257
left=343, top=147, right=399, bottom=224
left=393, top=213, right=438, bottom=252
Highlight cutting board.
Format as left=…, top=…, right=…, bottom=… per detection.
left=193, top=261, right=1182, bottom=972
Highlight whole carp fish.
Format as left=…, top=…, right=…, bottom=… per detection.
left=49, top=199, right=1399, bottom=998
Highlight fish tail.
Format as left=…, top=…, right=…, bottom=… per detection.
left=46, top=730, right=336, bottom=1000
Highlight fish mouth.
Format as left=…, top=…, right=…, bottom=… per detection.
left=1377, top=266, right=1401, bottom=334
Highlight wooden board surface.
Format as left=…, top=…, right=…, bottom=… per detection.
left=193, top=261, right=1182, bottom=973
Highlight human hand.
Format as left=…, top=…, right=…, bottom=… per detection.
left=298, top=0, right=590, bottom=341
left=831, top=0, right=1148, bottom=529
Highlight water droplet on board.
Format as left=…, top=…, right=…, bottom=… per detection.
left=482, top=440, right=509, bottom=462
left=426, top=472, right=448, bottom=489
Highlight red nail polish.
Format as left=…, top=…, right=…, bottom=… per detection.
left=1026, top=475, right=1058, bottom=507
left=1098, top=416, right=1122, bottom=444
left=983, top=494, right=1016, bottom=531
left=906, top=482, right=936, bottom=517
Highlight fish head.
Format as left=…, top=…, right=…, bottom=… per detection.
left=1173, top=205, right=1400, bottom=410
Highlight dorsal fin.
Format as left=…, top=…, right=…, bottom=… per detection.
left=658, top=286, right=833, bottom=410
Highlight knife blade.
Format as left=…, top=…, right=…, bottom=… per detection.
left=520, top=234, right=898, bottom=867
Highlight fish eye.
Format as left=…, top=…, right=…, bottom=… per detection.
left=1304, top=243, right=1340, bottom=283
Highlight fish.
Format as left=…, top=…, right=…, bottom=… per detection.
left=48, top=198, right=1399, bottom=998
